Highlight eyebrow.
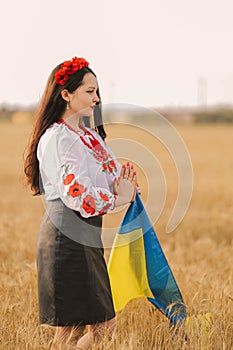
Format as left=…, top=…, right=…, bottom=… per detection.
left=87, top=86, right=98, bottom=89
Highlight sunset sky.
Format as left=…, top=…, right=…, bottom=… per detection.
left=1, top=0, right=233, bottom=108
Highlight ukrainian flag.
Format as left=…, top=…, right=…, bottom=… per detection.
left=108, top=193, right=186, bottom=327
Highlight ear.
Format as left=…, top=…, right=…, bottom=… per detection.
left=61, top=89, right=70, bottom=103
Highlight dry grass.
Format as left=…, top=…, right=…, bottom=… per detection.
left=0, top=122, right=232, bottom=349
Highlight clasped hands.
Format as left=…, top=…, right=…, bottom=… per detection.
left=114, top=162, right=137, bottom=207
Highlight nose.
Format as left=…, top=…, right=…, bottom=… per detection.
left=93, top=92, right=100, bottom=104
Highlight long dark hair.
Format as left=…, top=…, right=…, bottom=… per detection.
left=24, top=62, right=106, bottom=195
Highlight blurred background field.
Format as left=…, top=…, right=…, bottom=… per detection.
left=0, top=112, right=232, bottom=349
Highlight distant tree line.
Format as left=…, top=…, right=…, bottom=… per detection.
left=0, top=105, right=233, bottom=124
left=193, top=108, right=233, bottom=123
left=0, top=105, right=36, bottom=123
left=0, top=107, right=16, bottom=121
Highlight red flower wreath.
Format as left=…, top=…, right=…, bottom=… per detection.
left=55, top=57, right=89, bottom=85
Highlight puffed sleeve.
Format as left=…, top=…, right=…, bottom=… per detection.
left=51, top=130, right=117, bottom=218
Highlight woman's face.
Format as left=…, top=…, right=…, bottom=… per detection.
left=65, top=73, right=100, bottom=117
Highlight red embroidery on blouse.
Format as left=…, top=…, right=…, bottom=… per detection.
left=98, top=202, right=112, bottom=216
left=59, top=119, right=117, bottom=175
left=68, top=183, right=87, bottom=198
left=99, top=192, right=109, bottom=202
left=63, top=173, right=75, bottom=185
left=82, top=194, right=96, bottom=215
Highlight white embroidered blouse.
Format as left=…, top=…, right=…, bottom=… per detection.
left=37, top=122, right=121, bottom=218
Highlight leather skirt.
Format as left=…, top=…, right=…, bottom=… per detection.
left=36, top=199, right=115, bottom=326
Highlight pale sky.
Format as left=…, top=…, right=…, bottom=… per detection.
left=1, top=0, right=233, bottom=107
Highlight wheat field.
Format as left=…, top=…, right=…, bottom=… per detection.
left=0, top=121, right=232, bottom=349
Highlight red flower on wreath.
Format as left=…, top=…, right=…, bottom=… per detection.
left=68, top=183, right=86, bottom=198
left=63, top=173, right=75, bottom=185
left=82, top=194, right=96, bottom=215
left=55, top=57, right=89, bottom=85
left=99, top=192, right=109, bottom=202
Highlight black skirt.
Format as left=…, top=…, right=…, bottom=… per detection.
left=36, top=199, right=115, bottom=326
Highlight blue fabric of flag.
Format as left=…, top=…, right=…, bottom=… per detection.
left=118, top=193, right=186, bottom=327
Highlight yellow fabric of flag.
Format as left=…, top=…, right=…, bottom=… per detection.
left=108, top=228, right=154, bottom=312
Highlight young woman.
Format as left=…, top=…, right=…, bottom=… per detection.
left=24, top=56, right=137, bottom=349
